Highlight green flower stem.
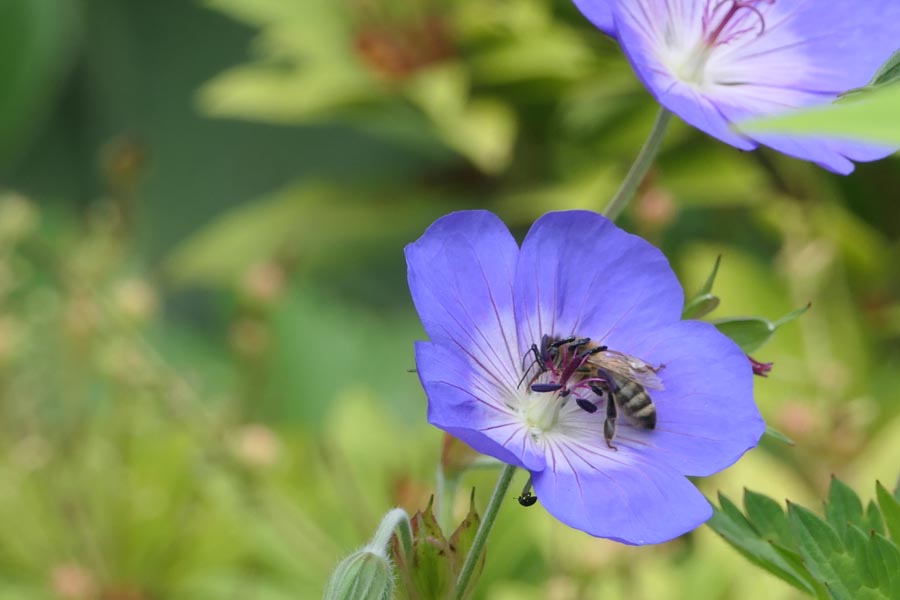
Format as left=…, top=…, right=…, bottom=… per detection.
left=453, top=463, right=517, bottom=600
left=368, top=507, right=413, bottom=559
left=436, top=465, right=460, bottom=532
left=603, top=107, right=674, bottom=222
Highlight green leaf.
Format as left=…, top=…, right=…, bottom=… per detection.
left=876, top=481, right=900, bottom=545
left=405, top=63, right=517, bottom=174
left=790, top=503, right=858, bottom=600
left=842, top=49, right=900, bottom=97
left=870, top=49, right=900, bottom=88
left=868, top=532, right=900, bottom=598
left=0, top=0, right=81, bottom=164
left=708, top=494, right=816, bottom=594
left=865, top=500, right=886, bottom=537
left=698, top=254, right=723, bottom=296
left=845, top=525, right=900, bottom=600
left=448, top=489, right=483, bottom=596
left=403, top=498, right=454, bottom=600
left=738, top=83, right=900, bottom=145
left=714, top=303, right=810, bottom=353
left=744, top=489, right=793, bottom=548
left=826, top=476, right=865, bottom=541
left=764, top=425, right=796, bottom=447
left=682, top=294, right=720, bottom=320
left=683, top=255, right=722, bottom=319
left=162, top=182, right=436, bottom=286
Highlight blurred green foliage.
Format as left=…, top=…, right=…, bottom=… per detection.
left=0, top=0, right=899, bottom=598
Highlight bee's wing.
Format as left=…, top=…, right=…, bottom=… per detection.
left=592, top=350, right=665, bottom=391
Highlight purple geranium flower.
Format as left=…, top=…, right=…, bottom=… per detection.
left=573, top=0, right=900, bottom=174
left=406, top=210, right=764, bottom=544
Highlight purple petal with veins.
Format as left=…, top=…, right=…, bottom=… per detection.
left=574, top=0, right=900, bottom=173
left=407, top=210, right=764, bottom=544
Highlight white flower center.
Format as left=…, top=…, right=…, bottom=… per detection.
left=521, top=389, right=563, bottom=435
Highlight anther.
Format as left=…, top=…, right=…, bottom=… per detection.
left=531, top=383, right=564, bottom=393
left=576, top=398, right=599, bottom=414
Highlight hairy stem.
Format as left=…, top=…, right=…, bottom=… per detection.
left=603, top=108, right=673, bottom=221
left=453, top=464, right=517, bottom=599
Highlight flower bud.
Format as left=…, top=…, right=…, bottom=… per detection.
left=323, top=548, right=394, bottom=600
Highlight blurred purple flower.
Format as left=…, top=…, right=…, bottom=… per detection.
left=406, top=210, right=764, bottom=544
left=573, top=0, right=900, bottom=174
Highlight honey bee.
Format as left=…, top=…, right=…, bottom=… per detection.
left=587, top=347, right=663, bottom=450
left=524, top=336, right=664, bottom=450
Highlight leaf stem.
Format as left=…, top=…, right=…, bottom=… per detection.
left=453, top=463, right=517, bottom=599
left=603, top=108, right=673, bottom=221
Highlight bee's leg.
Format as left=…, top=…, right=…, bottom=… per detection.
left=550, top=336, right=577, bottom=349
left=567, top=337, right=592, bottom=352
left=604, top=394, right=618, bottom=451
left=518, top=343, right=544, bottom=388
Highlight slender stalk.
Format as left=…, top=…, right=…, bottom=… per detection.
left=368, top=507, right=413, bottom=559
left=453, top=464, right=517, bottom=600
left=603, top=108, right=674, bottom=221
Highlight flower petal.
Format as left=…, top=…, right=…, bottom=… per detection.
left=767, top=0, right=900, bottom=93
left=617, top=320, right=765, bottom=477
left=406, top=210, right=522, bottom=393
left=572, top=0, right=615, bottom=36
left=532, top=437, right=711, bottom=544
left=416, top=342, right=546, bottom=471
left=513, top=210, right=683, bottom=358
left=609, top=0, right=900, bottom=169
left=609, top=1, right=757, bottom=150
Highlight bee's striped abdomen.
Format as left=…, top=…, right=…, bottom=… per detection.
left=616, top=380, right=657, bottom=429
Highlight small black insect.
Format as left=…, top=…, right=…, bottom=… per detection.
left=517, top=491, right=538, bottom=507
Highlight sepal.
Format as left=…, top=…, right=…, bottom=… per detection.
left=323, top=549, right=394, bottom=600
left=392, top=493, right=484, bottom=599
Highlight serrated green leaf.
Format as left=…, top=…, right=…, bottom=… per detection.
left=844, top=525, right=900, bottom=600
left=708, top=494, right=815, bottom=594
left=876, top=481, right=900, bottom=545
left=826, top=477, right=865, bottom=541
left=744, top=489, right=794, bottom=548
left=714, top=304, right=810, bottom=353
left=790, top=504, right=858, bottom=600
left=845, top=525, right=874, bottom=588
left=865, top=500, right=886, bottom=537
left=869, top=532, right=900, bottom=598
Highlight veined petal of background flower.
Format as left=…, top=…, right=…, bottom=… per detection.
left=574, top=0, right=900, bottom=174
left=406, top=210, right=765, bottom=545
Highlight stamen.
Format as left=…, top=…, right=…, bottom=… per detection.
left=520, top=335, right=618, bottom=435
left=704, top=0, right=774, bottom=47
left=576, top=398, right=599, bottom=414
left=531, top=383, right=564, bottom=393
